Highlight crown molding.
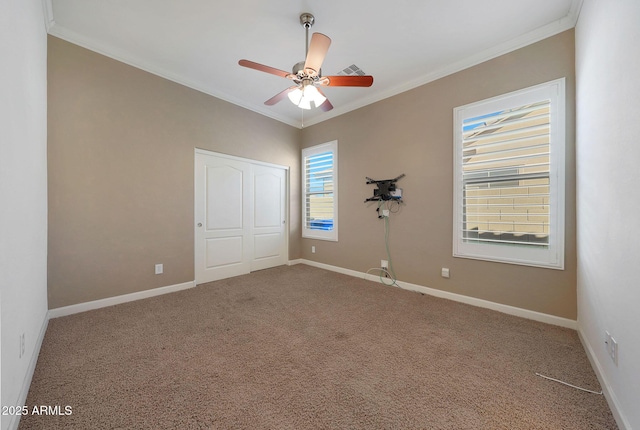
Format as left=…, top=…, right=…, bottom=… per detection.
left=302, top=0, right=583, bottom=128
left=568, top=0, right=585, bottom=24
left=41, top=0, right=54, bottom=32
left=43, top=0, right=584, bottom=130
left=46, top=24, right=302, bottom=128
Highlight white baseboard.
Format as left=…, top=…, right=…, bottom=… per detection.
left=287, top=259, right=304, bottom=266
left=299, top=259, right=577, bottom=330
left=48, top=280, right=196, bottom=319
left=8, top=310, right=49, bottom=430
left=578, top=328, right=630, bottom=430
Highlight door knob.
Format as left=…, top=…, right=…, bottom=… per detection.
left=197, top=223, right=202, bottom=227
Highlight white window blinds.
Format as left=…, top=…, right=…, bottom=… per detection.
left=462, top=100, right=550, bottom=247
left=453, top=79, right=565, bottom=269
left=302, top=141, right=338, bottom=241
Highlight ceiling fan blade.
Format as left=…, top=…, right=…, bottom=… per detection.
left=319, top=99, right=333, bottom=112
left=316, top=88, right=333, bottom=112
left=304, top=33, right=331, bottom=77
left=239, top=60, right=294, bottom=79
left=264, top=86, right=298, bottom=106
left=319, top=75, right=374, bottom=87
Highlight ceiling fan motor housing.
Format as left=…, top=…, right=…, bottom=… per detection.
left=238, top=11, right=373, bottom=112
left=292, top=61, right=321, bottom=80
left=299, top=13, right=315, bottom=29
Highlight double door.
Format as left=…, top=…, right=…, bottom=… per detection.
left=195, top=150, right=288, bottom=284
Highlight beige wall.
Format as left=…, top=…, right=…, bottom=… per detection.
left=49, top=30, right=576, bottom=318
left=301, top=30, right=576, bottom=319
left=48, top=36, right=301, bottom=309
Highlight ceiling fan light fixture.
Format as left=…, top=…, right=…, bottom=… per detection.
left=287, top=87, right=305, bottom=108
left=238, top=12, right=373, bottom=114
left=288, top=84, right=326, bottom=110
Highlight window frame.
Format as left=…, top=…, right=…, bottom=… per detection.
left=453, top=78, right=565, bottom=269
left=302, top=140, right=338, bottom=241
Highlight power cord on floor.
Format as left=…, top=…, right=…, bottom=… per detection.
left=535, top=373, right=603, bottom=395
left=364, top=267, right=398, bottom=287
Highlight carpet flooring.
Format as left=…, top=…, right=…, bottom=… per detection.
left=20, top=265, right=617, bottom=429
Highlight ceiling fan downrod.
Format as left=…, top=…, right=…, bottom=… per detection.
left=299, top=13, right=315, bottom=59
left=237, top=11, right=373, bottom=113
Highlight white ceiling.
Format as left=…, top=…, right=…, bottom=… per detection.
left=44, top=0, right=582, bottom=128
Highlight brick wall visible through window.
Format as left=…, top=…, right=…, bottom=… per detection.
left=453, top=79, right=565, bottom=269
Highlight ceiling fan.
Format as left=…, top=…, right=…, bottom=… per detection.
left=238, top=13, right=374, bottom=112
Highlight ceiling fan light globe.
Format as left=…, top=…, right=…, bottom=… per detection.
left=287, top=87, right=310, bottom=109
left=287, top=84, right=327, bottom=109
left=298, top=99, right=312, bottom=110
left=287, top=87, right=303, bottom=105
left=305, top=85, right=327, bottom=107
left=288, top=85, right=325, bottom=110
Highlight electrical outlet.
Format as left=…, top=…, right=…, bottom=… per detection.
left=604, top=331, right=619, bottom=365
left=382, top=209, right=390, bottom=217
left=19, top=333, right=25, bottom=358
left=312, top=246, right=316, bottom=253
left=441, top=268, right=450, bottom=278
left=610, top=336, right=618, bottom=365
left=155, top=263, right=163, bottom=275
left=380, top=260, right=389, bottom=277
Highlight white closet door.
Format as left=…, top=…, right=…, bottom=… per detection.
left=195, top=150, right=287, bottom=285
left=195, top=152, right=252, bottom=284
left=251, top=164, right=287, bottom=271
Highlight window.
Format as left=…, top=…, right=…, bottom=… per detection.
left=302, top=141, right=338, bottom=241
left=453, top=79, right=565, bottom=269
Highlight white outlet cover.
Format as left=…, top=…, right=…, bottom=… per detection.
left=610, top=337, right=618, bottom=364
left=155, top=264, right=163, bottom=274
